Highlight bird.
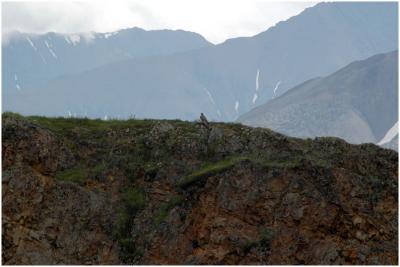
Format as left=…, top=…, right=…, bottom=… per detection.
left=199, top=113, right=210, bottom=129
left=200, top=113, right=208, bottom=124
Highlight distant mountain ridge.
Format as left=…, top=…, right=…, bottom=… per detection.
left=2, top=27, right=212, bottom=92
left=3, top=2, right=398, bottom=121
left=238, top=50, right=398, bottom=146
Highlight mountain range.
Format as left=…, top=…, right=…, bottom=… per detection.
left=238, top=50, right=398, bottom=146
left=3, top=27, right=212, bottom=93
left=3, top=2, right=398, bottom=122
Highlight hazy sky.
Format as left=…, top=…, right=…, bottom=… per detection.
left=2, top=1, right=317, bottom=44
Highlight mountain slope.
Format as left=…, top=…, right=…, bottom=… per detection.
left=3, top=2, right=398, bottom=121
left=2, top=27, right=212, bottom=92
left=382, top=134, right=398, bottom=151
left=2, top=113, right=398, bottom=264
left=238, top=51, right=398, bottom=145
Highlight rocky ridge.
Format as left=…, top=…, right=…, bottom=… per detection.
left=2, top=113, right=398, bottom=264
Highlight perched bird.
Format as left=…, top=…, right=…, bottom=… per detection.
left=200, top=113, right=208, bottom=124
left=199, top=113, right=210, bottom=129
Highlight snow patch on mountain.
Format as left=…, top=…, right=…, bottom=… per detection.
left=235, top=101, right=239, bottom=114
left=378, top=121, right=398, bottom=145
left=14, top=74, right=20, bottom=90
left=26, top=37, right=37, bottom=51
left=40, top=53, right=47, bottom=64
left=26, top=38, right=46, bottom=63
left=104, top=31, right=118, bottom=39
left=66, top=111, right=78, bottom=118
left=203, top=88, right=216, bottom=105
left=45, top=41, right=57, bottom=58
left=252, top=93, right=258, bottom=104
left=68, top=35, right=81, bottom=45
left=64, top=36, right=71, bottom=44
left=256, top=69, right=260, bottom=91
left=273, top=81, right=281, bottom=96
left=49, top=49, right=57, bottom=58
left=64, top=33, right=95, bottom=45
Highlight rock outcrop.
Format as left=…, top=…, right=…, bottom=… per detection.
left=2, top=113, right=398, bottom=264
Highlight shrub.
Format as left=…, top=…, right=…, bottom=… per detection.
left=242, top=227, right=274, bottom=254
left=144, top=162, right=160, bottom=179
left=122, top=188, right=146, bottom=215
left=153, top=195, right=184, bottom=227
left=178, top=156, right=248, bottom=189
left=116, top=188, right=147, bottom=263
left=55, top=168, right=87, bottom=185
left=259, top=227, right=274, bottom=246
left=90, top=163, right=107, bottom=181
left=2, top=111, right=24, bottom=120
left=118, top=237, right=143, bottom=263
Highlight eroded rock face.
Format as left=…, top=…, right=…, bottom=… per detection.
left=2, top=115, right=74, bottom=174
left=2, top=165, right=119, bottom=265
left=2, top=114, right=398, bottom=264
left=134, top=162, right=397, bottom=265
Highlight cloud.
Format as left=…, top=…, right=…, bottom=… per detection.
left=2, top=1, right=317, bottom=44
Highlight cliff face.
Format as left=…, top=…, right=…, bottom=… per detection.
left=2, top=113, right=398, bottom=265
